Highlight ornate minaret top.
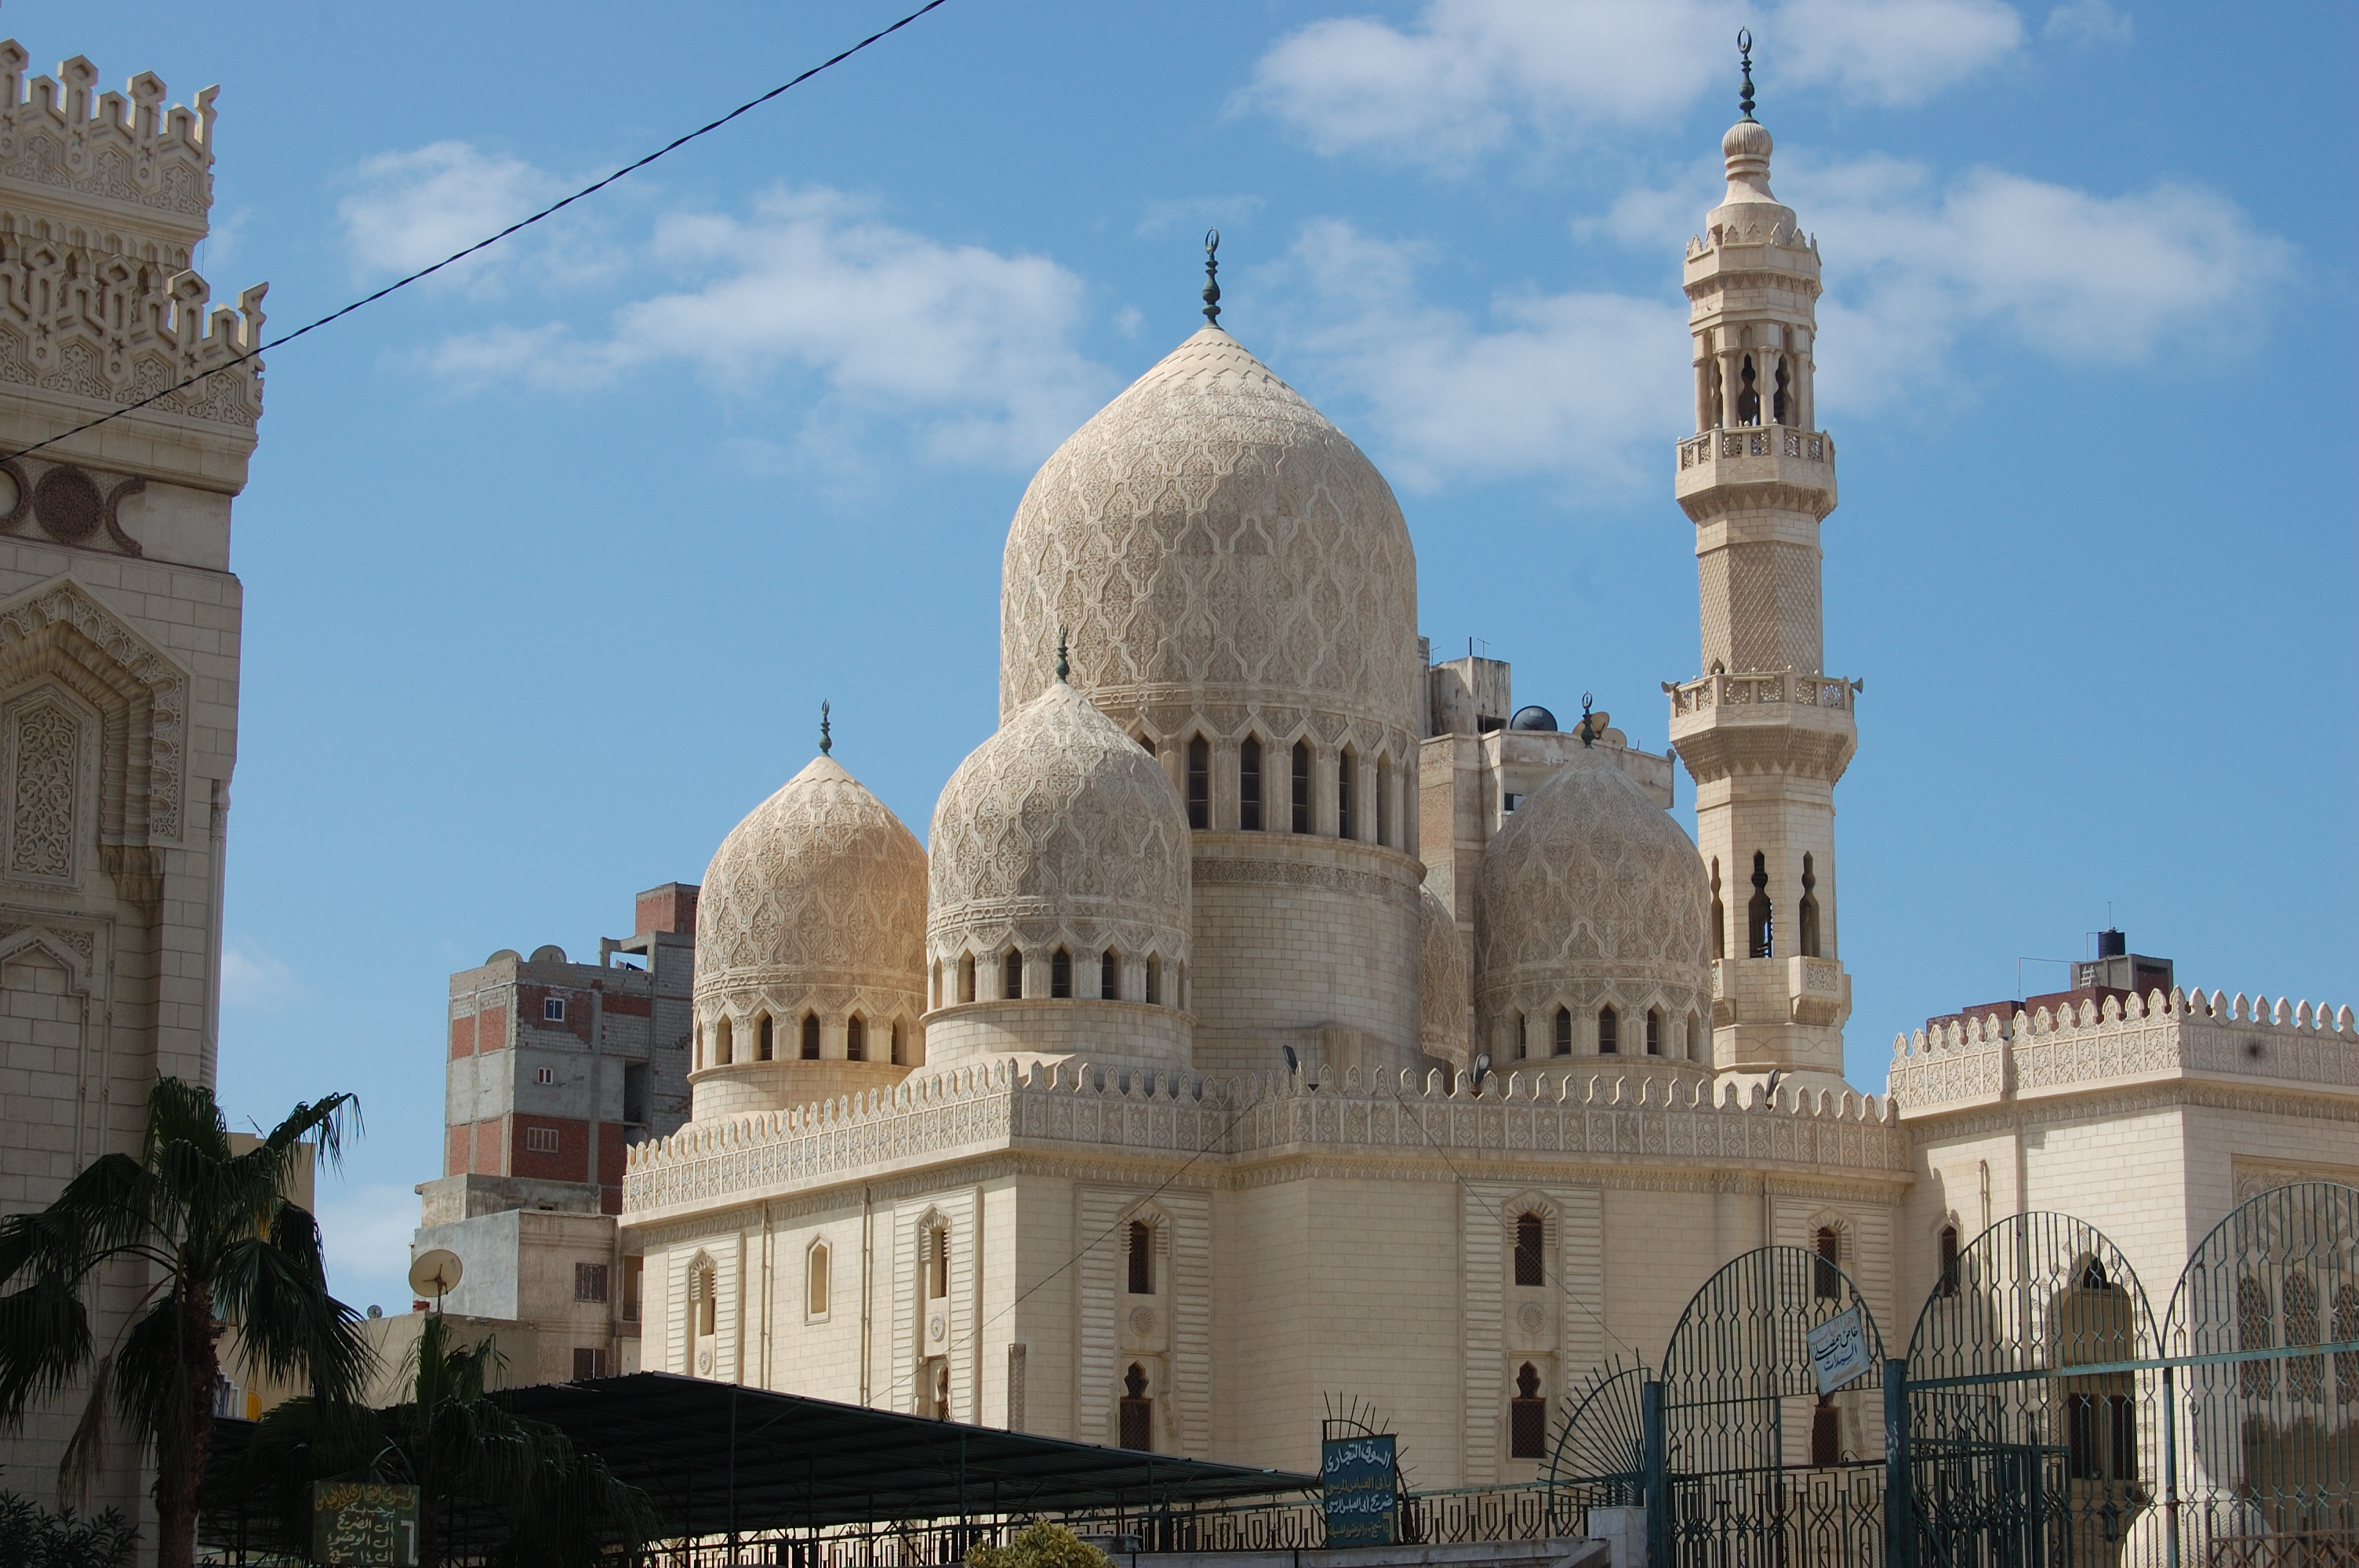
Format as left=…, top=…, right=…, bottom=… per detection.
left=1667, top=44, right=1859, bottom=1091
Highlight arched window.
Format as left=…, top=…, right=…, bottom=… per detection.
left=715, top=1017, right=733, bottom=1067
left=1239, top=738, right=1263, bottom=831
left=1747, top=851, right=1773, bottom=958
left=1553, top=1007, right=1572, bottom=1056
left=1772, top=355, right=1790, bottom=424
left=2284, top=1273, right=2321, bottom=1401
left=1185, top=737, right=1209, bottom=829
left=1100, top=949, right=1120, bottom=1000
left=801, top=1013, right=821, bottom=1060
left=2239, top=1276, right=2275, bottom=1397
left=1645, top=1008, right=1662, bottom=1056
left=1121, top=1363, right=1154, bottom=1451
left=1290, top=740, right=1311, bottom=833
left=1597, top=1007, right=1619, bottom=1055
left=1814, top=1227, right=1841, bottom=1301
left=1051, top=948, right=1072, bottom=999
left=1146, top=955, right=1161, bottom=1007
left=1337, top=750, right=1355, bottom=840
left=758, top=1014, right=775, bottom=1062
left=1514, top=1012, right=1528, bottom=1060
left=1736, top=352, right=1760, bottom=424
left=1128, top=1221, right=1154, bottom=1294
left=927, top=1222, right=951, bottom=1301
left=1798, top=853, right=1821, bottom=958
left=1708, top=356, right=1725, bottom=427
left=1937, top=1225, right=1960, bottom=1299
left=891, top=1021, right=905, bottom=1066
left=845, top=1015, right=866, bottom=1062
left=1376, top=760, right=1390, bottom=848
left=1004, top=949, right=1024, bottom=1000
left=1514, top=1213, right=1545, bottom=1287
left=1710, top=858, right=1726, bottom=961
left=694, top=1261, right=718, bottom=1340
left=1510, top=1363, right=1547, bottom=1458
left=807, top=1243, right=831, bottom=1319
left=958, top=953, right=976, bottom=1004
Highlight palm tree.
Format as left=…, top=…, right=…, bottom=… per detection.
left=235, top=1312, right=654, bottom=1566
left=0, top=1076, right=369, bottom=1568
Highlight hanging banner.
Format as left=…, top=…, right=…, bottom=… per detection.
left=1321, top=1433, right=1398, bottom=1547
left=1808, top=1305, right=1872, bottom=1395
left=312, top=1481, right=420, bottom=1567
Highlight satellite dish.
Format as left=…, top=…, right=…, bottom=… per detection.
left=409, top=1249, right=463, bottom=1302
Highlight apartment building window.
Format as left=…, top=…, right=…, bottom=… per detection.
left=623, top=1063, right=648, bottom=1125
left=622, top=1257, right=643, bottom=1323
left=572, top=1348, right=608, bottom=1380
left=544, top=996, right=565, bottom=1022
left=524, top=1127, right=561, bottom=1155
left=535, top=1066, right=554, bottom=1085
left=576, top=1262, right=609, bottom=1303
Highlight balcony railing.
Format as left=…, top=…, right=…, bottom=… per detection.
left=1678, top=426, right=1829, bottom=468
left=1669, top=670, right=1858, bottom=718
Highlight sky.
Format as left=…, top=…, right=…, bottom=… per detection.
left=19, top=0, right=2349, bottom=1315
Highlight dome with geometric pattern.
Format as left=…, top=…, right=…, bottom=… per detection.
left=1473, top=748, right=1711, bottom=1064
left=928, top=678, right=1190, bottom=983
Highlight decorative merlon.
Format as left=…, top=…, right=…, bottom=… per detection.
left=1889, top=985, right=2359, bottom=1112
left=0, top=44, right=216, bottom=245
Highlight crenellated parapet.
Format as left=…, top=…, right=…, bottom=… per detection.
left=621, top=1053, right=1911, bottom=1218
left=1888, top=985, right=2359, bottom=1112
left=0, top=44, right=263, bottom=460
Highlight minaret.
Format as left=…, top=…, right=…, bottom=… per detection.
left=1667, top=39, right=1858, bottom=1087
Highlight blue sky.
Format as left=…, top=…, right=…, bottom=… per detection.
left=24, top=0, right=2349, bottom=1313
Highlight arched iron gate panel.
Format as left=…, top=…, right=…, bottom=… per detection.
left=1906, top=1213, right=2161, bottom=1568
left=1658, top=1245, right=1890, bottom=1568
left=2165, top=1182, right=2359, bottom=1568
left=1549, top=1358, right=1652, bottom=1504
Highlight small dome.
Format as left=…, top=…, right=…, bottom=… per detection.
left=694, top=753, right=927, bottom=1035
left=1473, top=750, right=1710, bottom=1058
left=929, top=681, right=1190, bottom=973
left=1509, top=706, right=1558, bottom=732
left=1419, top=884, right=1470, bottom=1062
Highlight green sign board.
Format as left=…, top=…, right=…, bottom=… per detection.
left=1321, top=1433, right=1397, bottom=1547
left=311, top=1482, right=420, bottom=1566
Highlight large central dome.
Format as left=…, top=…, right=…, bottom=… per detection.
left=999, top=327, right=1419, bottom=743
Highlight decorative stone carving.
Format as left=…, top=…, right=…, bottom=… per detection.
left=5, top=697, right=76, bottom=880
left=1474, top=750, right=1710, bottom=1052
left=929, top=681, right=1190, bottom=974
left=0, top=575, right=185, bottom=851
left=998, top=327, right=1420, bottom=750
left=1420, top=884, right=1470, bottom=1062
left=694, top=753, right=926, bottom=1040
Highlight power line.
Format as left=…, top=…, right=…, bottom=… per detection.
left=1, top=0, right=954, bottom=466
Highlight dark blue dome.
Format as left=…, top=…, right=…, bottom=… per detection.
left=1509, top=706, right=1558, bottom=732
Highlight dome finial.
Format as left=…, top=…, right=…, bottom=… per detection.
left=1579, top=691, right=1598, bottom=749
left=1737, top=29, right=1756, bottom=122
left=819, top=699, right=832, bottom=756
left=1201, top=228, right=1222, bottom=327
left=1055, top=630, right=1070, bottom=684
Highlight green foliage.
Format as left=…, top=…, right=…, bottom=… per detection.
left=966, top=1521, right=1116, bottom=1568
left=0, top=1488, right=140, bottom=1568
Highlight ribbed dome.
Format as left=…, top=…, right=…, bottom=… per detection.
left=929, top=681, right=1190, bottom=969
left=1473, top=750, right=1711, bottom=1058
left=1419, top=884, right=1470, bottom=1063
left=695, top=755, right=927, bottom=1022
left=998, top=327, right=1420, bottom=749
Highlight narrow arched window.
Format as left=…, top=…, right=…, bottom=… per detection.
left=1100, top=949, right=1119, bottom=1000
left=1127, top=1221, right=1154, bottom=1294
left=1553, top=1007, right=1572, bottom=1056
left=1748, top=851, right=1774, bottom=958
left=927, top=1223, right=950, bottom=1300
left=2333, top=1285, right=2359, bottom=1403
left=2239, top=1276, right=2277, bottom=1397
left=1051, top=948, right=1073, bottom=999
left=1514, top=1012, right=1528, bottom=1060
left=1772, top=355, right=1790, bottom=425
left=1645, top=1008, right=1662, bottom=1056
left=807, top=1243, right=831, bottom=1319
left=1336, top=750, right=1355, bottom=840
left=1121, top=1363, right=1154, bottom=1451
left=1004, top=949, right=1024, bottom=1000
left=1376, top=760, right=1390, bottom=848
left=801, top=1013, right=821, bottom=1060
left=1239, top=738, right=1263, bottom=831
left=1798, top=853, right=1821, bottom=958
left=1291, top=740, right=1312, bottom=833
left=1710, top=858, right=1726, bottom=962
left=715, top=1017, right=733, bottom=1066
left=845, top=1015, right=865, bottom=1062
left=1597, top=1007, right=1618, bottom=1055
left=1937, top=1225, right=1960, bottom=1298
left=1814, top=1227, right=1841, bottom=1301
left=1146, top=955, right=1161, bottom=1006
left=695, top=1264, right=718, bottom=1339
left=1737, top=353, right=1760, bottom=424
left=1510, top=1363, right=1547, bottom=1458
left=1514, top=1213, right=1544, bottom=1287
left=1185, top=737, right=1209, bottom=830
left=891, top=1021, right=905, bottom=1066
left=958, top=953, right=976, bottom=1004
left=757, top=1014, right=774, bottom=1062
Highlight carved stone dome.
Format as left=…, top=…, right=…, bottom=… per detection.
left=1419, top=884, right=1470, bottom=1064
left=693, top=753, right=927, bottom=1050
left=929, top=680, right=1191, bottom=978
left=998, top=327, right=1421, bottom=753
left=1473, top=750, right=1711, bottom=1063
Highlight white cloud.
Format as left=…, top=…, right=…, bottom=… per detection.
left=314, top=1181, right=420, bottom=1315
left=426, top=187, right=1115, bottom=469
left=337, top=141, right=582, bottom=288
left=2044, top=0, right=2132, bottom=45
left=220, top=945, right=300, bottom=1010
left=1242, top=0, right=2025, bottom=164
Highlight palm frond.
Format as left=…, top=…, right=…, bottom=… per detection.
left=213, top=1221, right=373, bottom=1410
left=107, top=1299, right=196, bottom=1462
left=264, top=1092, right=361, bottom=1175
left=0, top=1271, right=93, bottom=1425
left=56, top=1351, right=112, bottom=1503
left=140, top=1076, right=230, bottom=1167
left=39, top=1153, right=163, bottom=1262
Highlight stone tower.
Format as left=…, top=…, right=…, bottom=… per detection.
left=1667, top=66, right=1859, bottom=1087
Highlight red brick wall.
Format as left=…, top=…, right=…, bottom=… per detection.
left=471, top=1119, right=503, bottom=1177
left=635, top=884, right=700, bottom=936
left=476, top=1005, right=507, bottom=1053
left=599, top=1122, right=628, bottom=1214
left=601, top=991, right=651, bottom=1018
left=445, top=1123, right=471, bottom=1177
left=449, top=1013, right=476, bottom=1060
left=515, top=985, right=593, bottom=1044
left=509, top=1114, right=590, bottom=1182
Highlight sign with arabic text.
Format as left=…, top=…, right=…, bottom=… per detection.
left=1807, top=1305, right=1871, bottom=1395
left=312, top=1481, right=420, bottom=1566
left=1321, top=1434, right=1397, bottom=1547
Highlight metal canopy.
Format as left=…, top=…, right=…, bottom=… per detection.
left=497, top=1373, right=1316, bottom=1538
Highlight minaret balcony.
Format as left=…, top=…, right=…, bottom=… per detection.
left=1674, top=426, right=1837, bottom=517
left=1710, top=956, right=1851, bottom=1029
left=1667, top=670, right=1859, bottom=781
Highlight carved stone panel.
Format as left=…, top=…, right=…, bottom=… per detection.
left=2, top=693, right=81, bottom=887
